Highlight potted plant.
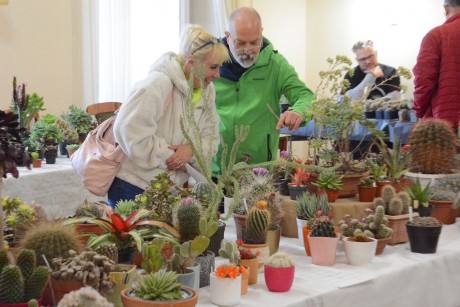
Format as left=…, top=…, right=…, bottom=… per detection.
left=57, top=286, right=113, bottom=307
left=71, top=200, right=106, bottom=245
left=10, top=77, right=45, bottom=133
left=210, top=264, right=243, bottom=307
left=313, top=172, right=343, bottom=203
left=0, top=249, right=49, bottom=306
left=263, top=251, right=295, bottom=292
left=236, top=239, right=260, bottom=285
left=343, top=231, right=377, bottom=266
left=55, top=117, right=79, bottom=156
left=62, top=105, right=94, bottom=141
left=357, top=177, right=376, bottom=202
left=360, top=206, right=393, bottom=255
left=272, top=150, right=294, bottom=196
left=219, top=240, right=249, bottom=295
left=308, top=212, right=339, bottom=266
left=136, top=239, right=166, bottom=285
left=121, top=270, right=198, bottom=307
left=296, top=192, right=331, bottom=256
left=428, top=177, right=460, bottom=224
left=404, top=178, right=433, bottom=217
left=373, top=185, right=418, bottom=245
left=406, top=216, right=442, bottom=254
left=1, top=196, right=37, bottom=246
left=30, top=151, right=42, bottom=168
left=65, top=143, right=80, bottom=158
left=288, top=167, right=310, bottom=200
left=365, top=159, right=388, bottom=197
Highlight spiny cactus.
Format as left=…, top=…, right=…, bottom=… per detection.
left=310, top=218, right=336, bottom=238
left=57, top=286, right=113, bottom=307
left=192, top=182, right=213, bottom=200
left=218, top=240, right=239, bottom=265
left=95, top=243, right=118, bottom=264
left=19, top=221, right=83, bottom=265
left=0, top=249, right=49, bottom=304
left=407, top=216, right=442, bottom=227
left=245, top=200, right=271, bottom=244
left=263, top=251, right=294, bottom=268
left=133, top=270, right=182, bottom=301
left=365, top=206, right=393, bottom=239
left=374, top=185, right=410, bottom=216
left=409, top=119, right=459, bottom=174
left=431, top=189, right=457, bottom=201
left=176, top=197, right=202, bottom=243
left=338, top=214, right=365, bottom=237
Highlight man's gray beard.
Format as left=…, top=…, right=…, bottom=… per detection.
left=229, top=44, right=258, bottom=68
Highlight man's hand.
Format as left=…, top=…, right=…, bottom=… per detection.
left=276, top=111, right=303, bottom=131
left=366, top=65, right=383, bottom=78
left=166, top=144, right=193, bottom=170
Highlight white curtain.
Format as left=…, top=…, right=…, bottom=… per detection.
left=97, top=0, right=131, bottom=103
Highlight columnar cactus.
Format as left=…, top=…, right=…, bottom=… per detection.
left=245, top=200, right=271, bottom=244
left=382, top=185, right=396, bottom=209
left=409, top=119, right=459, bottom=174
left=366, top=206, right=393, bottom=239
left=176, top=197, right=202, bottom=243
left=141, top=240, right=165, bottom=274
left=374, top=185, right=410, bottom=216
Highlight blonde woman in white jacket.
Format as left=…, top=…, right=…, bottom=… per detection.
left=108, top=25, right=230, bottom=207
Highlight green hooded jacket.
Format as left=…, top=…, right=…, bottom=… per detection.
left=212, top=39, right=313, bottom=175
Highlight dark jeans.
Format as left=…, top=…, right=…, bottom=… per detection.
left=107, top=177, right=144, bottom=208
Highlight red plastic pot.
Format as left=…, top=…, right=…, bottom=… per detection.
left=264, top=265, right=295, bottom=292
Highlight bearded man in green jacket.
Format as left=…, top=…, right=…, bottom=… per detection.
left=212, top=7, right=314, bottom=175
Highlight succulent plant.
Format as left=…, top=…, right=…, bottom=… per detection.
left=373, top=185, right=410, bottom=215
left=338, top=214, right=366, bottom=237
left=62, top=105, right=94, bottom=134
left=0, top=249, right=50, bottom=304
left=310, top=217, right=336, bottom=238
left=347, top=231, right=374, bottom=242
left=132, top=270, right=182, bottom=301
left=50, top=249, right=116, bottom=293
left=19, top=221, right=83, bottom=265
left=218, top=240, right=239, bottom=265
left=312, top=172, right=343, bottom=191
left=407, top=216, right=442, bottom=227
left=296, top=192, right=330, bottom=229
left=57, top=286, right=113, bottom=307
left=263, top=251, right=294, bottom=268
left=245, top=200, right=271, bottom=244
left=141, top=239, right=165, bottom=274
left=358, top=177, right=375, bottom=187
left=0, top=110, right=31, bottom=178
left=409, top=119, right=459, bottom=174
left=95, top=243, right=118, bottom=264
left=362, top=206, right=393, bottom=239
left=113, top=199, right=142, bottom=218
left=176, top=197, right=202, bottom=243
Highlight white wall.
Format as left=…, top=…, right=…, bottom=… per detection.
left=0, top=0, right=77, bottom=116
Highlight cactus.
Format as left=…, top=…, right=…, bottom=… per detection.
left=28, top=299, right=39, bottom=307
left=0, top=249, right=49, bottom=304
left=409, top=119, right=458, bottom=174
left=95, top=243, right=118, bottom=264
left=218, top=240, right=239, bottom=265
left=348, top=231, right=373, bottom=242
left=19, top=221, right=83, bottom=265
left=363, top=206, right=393, bottom=239
left=388, top=198, right=403, bottom=215
left=0, top=252, right=7, bottom=274
left=338, top=214, right=365, bottom=237
left=310, top=218, right=336, bottom=238
left=141, top=240, right=165, bottom=274
left=133, top=270, right=182, bottom=301
left=398, top=191, right=411, bottom=214
left=374, top=185, right=410, bottom=216
left=176, top=197, right=202, bottom=243
left=382, top=185, right=396, bottom=205
left=75, top=200, right=104, bottom=218
left=245, top=200, right=271, bottom=244
left=57, top=286, right=113, bottom=307
left=407, top=217, right=442, bottom=227
left=192, top=182, right=213, bottom=200
left=431, top=189, right=457, bottom=201
left=263, top=251, right=294, bottom=268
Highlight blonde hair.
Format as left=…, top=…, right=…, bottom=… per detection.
left=179, top=24, right=230, bottom=65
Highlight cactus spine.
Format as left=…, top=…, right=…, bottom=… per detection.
left=245, top=201, right=271, bottom=244
left=17, top=248, right=36, bottom=280
left=176, top=197, right=202, bottom=243
left=24, top=266, right=50, bottom=302
left=409, top=119, right=458, bottom=174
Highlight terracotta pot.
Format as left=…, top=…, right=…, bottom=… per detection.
left=318, top=189, right=340, bottom=203
left=241, top=243, right=269, bottom=273
left=375, top=236, right=391, bottom=255
left=240, top=265, right=250, bottom=295
left=429, top=199, right=456, bottom=225
left=264, top=266, right=295, bottom=292
left=376, top=181, right=391, bottom=197
left=74, top=223, right=105, bottom=246
left=233, top=214, right=247, bottom=241
left=308, top=234, right=339, bottom=266
left=32, top=159, right=42, bottom=168
left=357, top=186, right=377, bottom=202
left=309, top=172, right=369, bottom=198
left=390, top=177, right=411, bottom=193
left=239, top=258, right=258, bottom=285
left=120, top=286, right=198, bottom=307
left=302, top=226, right=312, bottom=256
left=48, top=278, right=85, bottom=305
left=386, top=212, right=419, bottom=245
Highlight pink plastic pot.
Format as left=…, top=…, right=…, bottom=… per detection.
left=264, top=265, right=295, bottom=292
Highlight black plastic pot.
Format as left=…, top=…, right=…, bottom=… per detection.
left=275, top=178, right=290, bottom=196
left=59, top=142, right=68, bottom=156
left=206, top=221, right=226, bottom=256
left=414, top=205, right=433, bottom=217
left=375, top=109, right=384, bottom=119
left=288, top=185, right=308, bottom=200
left=44, top=153, right=57, bottom=164
left=406, top=223, right=442, bottom=254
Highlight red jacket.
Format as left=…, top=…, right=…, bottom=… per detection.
left=413, top=14, right=460, bottom=128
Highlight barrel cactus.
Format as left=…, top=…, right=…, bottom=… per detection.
left=409, top=119, right=459, bottom=174
left=245, top=200, right=271, bottom=244
left=407, top=216, right=442, bottom=227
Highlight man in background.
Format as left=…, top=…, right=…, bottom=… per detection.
left=413, top=0, right=460, bottom=129
left=212, top=7, right=313, bottom=174
left=344, top=40, right=400, bottom=100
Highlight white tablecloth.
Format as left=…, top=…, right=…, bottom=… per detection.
left=198, top=218, right=460, bottom=307
left=2, top=156, right=106, bottom=219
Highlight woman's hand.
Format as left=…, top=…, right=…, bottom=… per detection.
left=166, top=144, right=193, bottom=171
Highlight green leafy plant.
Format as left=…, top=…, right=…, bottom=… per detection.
left=141, top=239, right=165, bottom=274
left=375, top=136, right=411, bottom=183
left=62, top=105, right=94, bottom=134
left=132, top=270, right=183, bottom=301
left=313, top=172, right=343, bottom=190
left=30, top=152, right=39, bottom=161
left=404, top=178, right=432, bottom=208
left=65, top=144, right=80, bottom=152
left=29, top=114, right=64, bottom=144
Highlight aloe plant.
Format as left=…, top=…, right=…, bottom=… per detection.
left=404, top=178, right=432, bottom=208
left=312, top=172, right=343, bottom=191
